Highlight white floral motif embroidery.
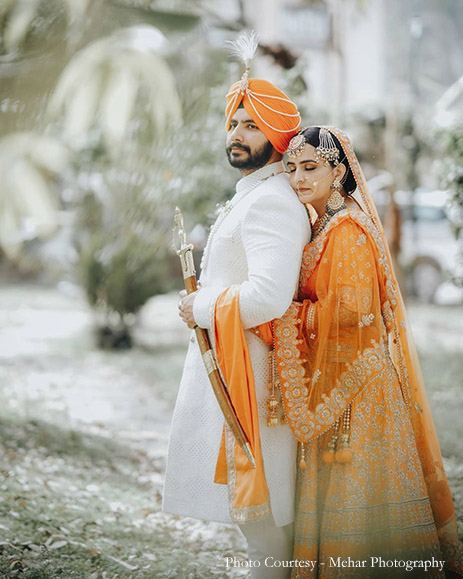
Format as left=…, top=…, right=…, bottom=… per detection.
left=312, top=369, right=321, bottom=384
left=358, top=313, right=375, bottom=328
left=356, top=233, right=367, bottom=246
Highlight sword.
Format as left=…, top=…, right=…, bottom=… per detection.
left=173, top=207, right=256, bottom=468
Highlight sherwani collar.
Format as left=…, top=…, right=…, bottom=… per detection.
left=234, top=161, right=285, bottom=200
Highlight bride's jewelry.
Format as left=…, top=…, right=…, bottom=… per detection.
left=326, top=180, right=344, bottom=214
left=287, top=129, right=308, bottom=158
left=316, top=128, right=340, bottom=166
left=311, top=189, right=346, bottom=239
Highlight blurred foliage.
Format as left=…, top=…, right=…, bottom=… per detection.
left=0, top=133, right=69, bottom=260
left=65, top=28, right=239, bottom=342
left=74, top=170, right=173, bottom=325
left=439, top=125, right=463, bottom=285
left=48, top=26, right=181, bottom=154
left=0, top=0, right=235, bottom=344
left=0, top=0, right=94, bottom=56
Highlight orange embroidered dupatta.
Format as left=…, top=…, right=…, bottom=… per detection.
left=213, top=285, right=270, bottom=522
left=272, top=127, right=462, bottom=577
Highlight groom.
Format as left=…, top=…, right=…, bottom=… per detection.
left=163, top=70, right=310, bottom=578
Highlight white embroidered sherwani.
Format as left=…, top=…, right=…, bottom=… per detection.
left=162, top=161, right=310, bottom=526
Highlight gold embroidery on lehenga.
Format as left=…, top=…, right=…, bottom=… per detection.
left=339, top=284, right=372, bottom=316
left=275, top=302, right=390, bottom=442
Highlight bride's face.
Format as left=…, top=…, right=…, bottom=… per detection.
left=286, top=143, right=343, bottom=214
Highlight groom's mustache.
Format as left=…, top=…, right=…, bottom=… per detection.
left=227, top=143, right=251, bottom=154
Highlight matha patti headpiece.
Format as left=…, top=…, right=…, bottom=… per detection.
left=317, top=127, right=340, bottom=165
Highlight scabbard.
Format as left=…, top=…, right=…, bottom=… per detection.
left=185, top=274, right=256, bottom=469
left=173, top=207, right=255, bottom=468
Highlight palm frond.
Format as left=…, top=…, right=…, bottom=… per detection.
left=3, top=0, right=38, bottom=52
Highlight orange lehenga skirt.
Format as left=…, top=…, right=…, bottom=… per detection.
left=292, top=373, right=452, bottom=578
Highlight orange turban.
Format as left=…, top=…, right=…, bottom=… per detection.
left=225, top=78, right=301, bottom=154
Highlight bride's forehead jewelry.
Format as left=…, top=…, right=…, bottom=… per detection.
left=287, top=127, right=340, bottom=166
left=286, top=128, right=308, bottom=158
left=316, top=127, right=340, bottom=166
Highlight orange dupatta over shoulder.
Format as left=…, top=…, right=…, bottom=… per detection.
left=213, top=285, right=270, bottom=522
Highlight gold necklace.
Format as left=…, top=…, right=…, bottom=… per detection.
left=312, top=213, right=331, bottom=239
left=311, top=200, right=347, bottom=240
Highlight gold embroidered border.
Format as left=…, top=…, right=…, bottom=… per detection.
left=305, top=303, right=315, bottom=330
left=275, top=305, right=390, bottom=442
left=224, top=424, right=271, bottom=523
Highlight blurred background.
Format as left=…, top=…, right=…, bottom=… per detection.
left=0, top=1, right=462, bottom=577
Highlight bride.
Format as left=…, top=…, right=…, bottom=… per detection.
left=267, top=125, right=463, bottom=578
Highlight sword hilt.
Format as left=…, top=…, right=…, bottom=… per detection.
left=173, top=206, right=196, bottom=279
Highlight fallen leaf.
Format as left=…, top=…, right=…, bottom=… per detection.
left=49, top=540, right=68, bottom=550
left=104, top=553, right=138, bottom=571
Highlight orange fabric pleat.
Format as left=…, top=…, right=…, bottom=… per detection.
left=213, top=286, right=269, bottom=512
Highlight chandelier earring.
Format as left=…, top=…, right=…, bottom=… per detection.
left=326, top=178, right=346, bottom=215
left=330, top=177, right=342, bottom=192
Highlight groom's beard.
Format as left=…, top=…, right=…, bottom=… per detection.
left=226, top=140, right=274, bottom=171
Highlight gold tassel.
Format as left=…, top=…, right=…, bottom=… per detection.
left=335, top=406, right=353, bottom=464
left=322, top=421, right=338, bottom=465
left=299, top=442, right=307, bottom=469
left=266, top=350, right=279, bottom=426
left=267, top=394, right=279, bottom=427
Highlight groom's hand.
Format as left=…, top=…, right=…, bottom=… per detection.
left=178, top=289, right=198, bottom=329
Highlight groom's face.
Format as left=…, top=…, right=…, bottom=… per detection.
left=226, top=108, right=274, bottom=171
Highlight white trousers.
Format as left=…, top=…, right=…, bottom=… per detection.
left=237, top=517, right=294, bottom=579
